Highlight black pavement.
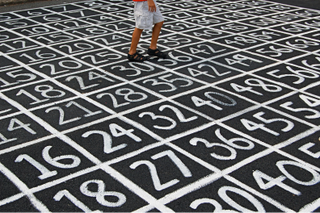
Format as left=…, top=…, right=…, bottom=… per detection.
left=0, top=0, right=320, bottom=212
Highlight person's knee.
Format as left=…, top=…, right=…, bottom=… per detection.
left=132, top=28, right=143, bottom=37
left=156, top=21, right=164, bottom=27
left=135, top=28, right=144, bottom=33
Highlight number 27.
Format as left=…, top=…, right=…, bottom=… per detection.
left=130, top=150, right=192, bottom=191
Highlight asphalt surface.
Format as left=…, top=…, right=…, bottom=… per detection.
left=0, top=0, right=320, bottom=212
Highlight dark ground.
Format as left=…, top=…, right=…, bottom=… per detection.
left=0, top=0, right=320, bottom=212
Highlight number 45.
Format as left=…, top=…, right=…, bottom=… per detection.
left=240, top=111, right=294, bottom=136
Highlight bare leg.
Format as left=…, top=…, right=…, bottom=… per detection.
left=149, top=21, right=164, bottom=50
left=129, top=27, right=143, bottom=55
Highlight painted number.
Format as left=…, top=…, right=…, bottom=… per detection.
left=143, top=74, right=193, bottom=93
left=16, top=85, right=66, bottom=105
left=280, top=94, right=320, bottom=119
left=139, top=105, right=197, bottom=130
left=191, top=91, right=237, bottom=111
left=130, top=150, right=192, bottom=191
left=54, top=179, right=126, bottom=212
left=190, top=128, right=254, bottom=160
left=241, top=111, right=294, bottom=136
left=253, top=160, right=320, bottom=195
left=190, top=186, right=265, bottom=212
left=15, top=145, right=81, bottom=180
left=97, top=88, right=148, bottom=108
left=45, top=101, right=102, bottom=125
left=82, top=123, right=141, bottom=154
left=231, top=78, right=282, bottom=96
left=267, top=66, right=319, bottom=84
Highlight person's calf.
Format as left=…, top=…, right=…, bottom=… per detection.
left=149, top=21, right=164, bottom=50
left=129, top=28, right=143, bottom=55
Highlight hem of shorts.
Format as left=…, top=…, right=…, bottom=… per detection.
left=136, top=26, right=153, bottom=30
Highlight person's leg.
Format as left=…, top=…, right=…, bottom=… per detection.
left=149, top=21, right=164, bottom=50
left=128, top=27, right=148, bottom=62
left=128, top=1, right=149, bottom=62
left=148, top=21, right=166, bottom=58
left=129, top=27, right=143, bottom=55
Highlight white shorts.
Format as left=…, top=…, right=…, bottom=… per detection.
left=134, top=0, right=164, bottom=30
